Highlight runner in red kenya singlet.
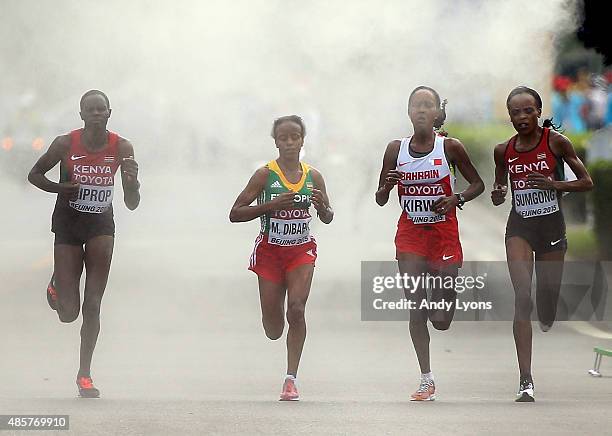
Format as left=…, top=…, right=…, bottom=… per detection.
left=376, top=86, right=484, bottom=401
left=491, top=86, right=593, bottom=402
left=28, top=90, right=141, bottom=398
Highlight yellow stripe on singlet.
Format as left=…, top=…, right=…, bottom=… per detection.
left=268, top=160, right=310, bottom=192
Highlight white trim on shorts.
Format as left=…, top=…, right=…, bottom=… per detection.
left=250, top=234, right=264, bottom=268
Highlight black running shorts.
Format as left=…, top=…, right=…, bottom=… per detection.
left=504, top=209, right=567, bottom=254
left=52, top=204, right=115, bottom=246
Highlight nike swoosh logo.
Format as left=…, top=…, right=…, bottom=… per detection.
left=442, top=255, right=454, bottom=261
left=508, top=157, right=519, bottom=163
left=398, top=161, right=410, bottom=166
left=550, top=239, right=562, bottom=246
left=71, top=155, right=86, bottom=161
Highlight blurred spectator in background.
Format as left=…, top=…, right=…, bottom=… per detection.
left=552, top=75, right=572, bottom=127
left=605, top=70, right=612, bottom=126
left=584, top=74, right=608, bottom=130
left=551, top=68, right=612, bottom=133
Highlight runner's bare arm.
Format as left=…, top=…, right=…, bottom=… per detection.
left=491, top=141, right=509, bottom=206
left=548, top=132, right=593, bottom=192
left=229, top=167, right=292, bottom=222
left=118, top=138, right=140, bottom=210
left=310, top=167, right=333, bottom=224
left=27, top=134, right=79, bottom=195
left=375, top=140, right=401, bottom=206
left=445, top=138, right=485, bottom=202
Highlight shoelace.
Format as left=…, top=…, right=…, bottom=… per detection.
left=417, top=379, right=432, bottom=393
left=519, top=381, right=533, bottom=392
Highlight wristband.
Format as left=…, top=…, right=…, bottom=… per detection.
left=455, top=193, right=465, bottom=209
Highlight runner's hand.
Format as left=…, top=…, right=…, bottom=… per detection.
left=122, top=156, right=139, bottom=185
left=491, top=183, right=507, bottom=206
left=432, top=195, right=458, bottom=215
left=269, top=192, right=295, bottom=210
left=311, top=189, right=328, bottom=213
left=526, top=172, right=556, bottom=190
left=383, top=170, right=402, bottom=190
left=58, top=182, right=80, bottom=200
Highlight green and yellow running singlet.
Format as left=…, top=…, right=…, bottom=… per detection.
left=258, top=160, right=313, bottom=246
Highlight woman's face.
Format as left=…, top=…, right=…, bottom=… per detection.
left=274, top=121, right=304, bottom=157
left=507, top=93, right=541, bottom=134
left=408, top=89, right=439, bottom=130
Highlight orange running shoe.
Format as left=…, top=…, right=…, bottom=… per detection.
left=47, top=275, right=58, bottom=311
left=279, top=377, right=299, bottom=401
left=410, top=378, right=435, bottom=401
left=76, top=376, right=100, bottom=398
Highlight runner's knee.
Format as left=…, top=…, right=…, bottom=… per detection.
left=515, top=294, right=533, bottom=320
left=286, top=301, right=306, bottom=325
left=431, top=320, right=451, bottom=331
left=264, top=326, right=283, bottom=340
left=409, top=311, right=428, bottom=327
left=55, top=280, right=80, bottom=322
left=57, top=305, right=79, bottom=323
left=262, top=315, right=284, bottom=339
left=82, top=298, right=102, bottom=319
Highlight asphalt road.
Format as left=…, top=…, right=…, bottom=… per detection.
left=1, top=176, right=611, bottom=435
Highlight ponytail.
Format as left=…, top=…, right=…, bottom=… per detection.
left=542, top=117, right=563, bottom=132
left=434, top=98, right=448, bottom=136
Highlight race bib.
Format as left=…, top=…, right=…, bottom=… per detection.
left=401, top=196, right=446, bottom=224
left=69, top=184, right=114, bottom=214
left=268, top=218, right=311, bottom=246
left=268, top=209, right=311, bottom=246
left=513, top=188, right=559, bottom=218
left=399, top=183, right=446, bottom=224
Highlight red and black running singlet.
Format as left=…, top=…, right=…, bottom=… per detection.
left=63, top=129, right=121, bottom=214
left=505, top=127, right=565, bottom=219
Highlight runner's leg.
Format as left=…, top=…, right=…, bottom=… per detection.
left=258, top=276, right=287, bottom=340
left=54, top=244, right=84, bottom=323
left=534, top=249, right=566, bottom=330
left=79, top=235, right=114, bottom=378
left=506, top=236, right=534, bottom=377
left=428, top=265, right=459, bottom=331
left=284, top=263, right=314, bottom=376
left=399, top=254, right=430, bottom=373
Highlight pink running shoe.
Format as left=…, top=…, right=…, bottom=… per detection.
left=279, top=377, right=299, bottom=401
left=47, top=275, right=58, bottom=311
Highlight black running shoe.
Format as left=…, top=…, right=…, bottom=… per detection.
left=77, top=376, right=100, bottom=398
left=539, top=320, right=553, bottom=332
left=47, top=275, right=58, bottom=311
left=515, top=377, right=535, bottom=402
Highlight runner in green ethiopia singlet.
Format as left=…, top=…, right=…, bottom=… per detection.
left=259, top=160, right=314, bottom=246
